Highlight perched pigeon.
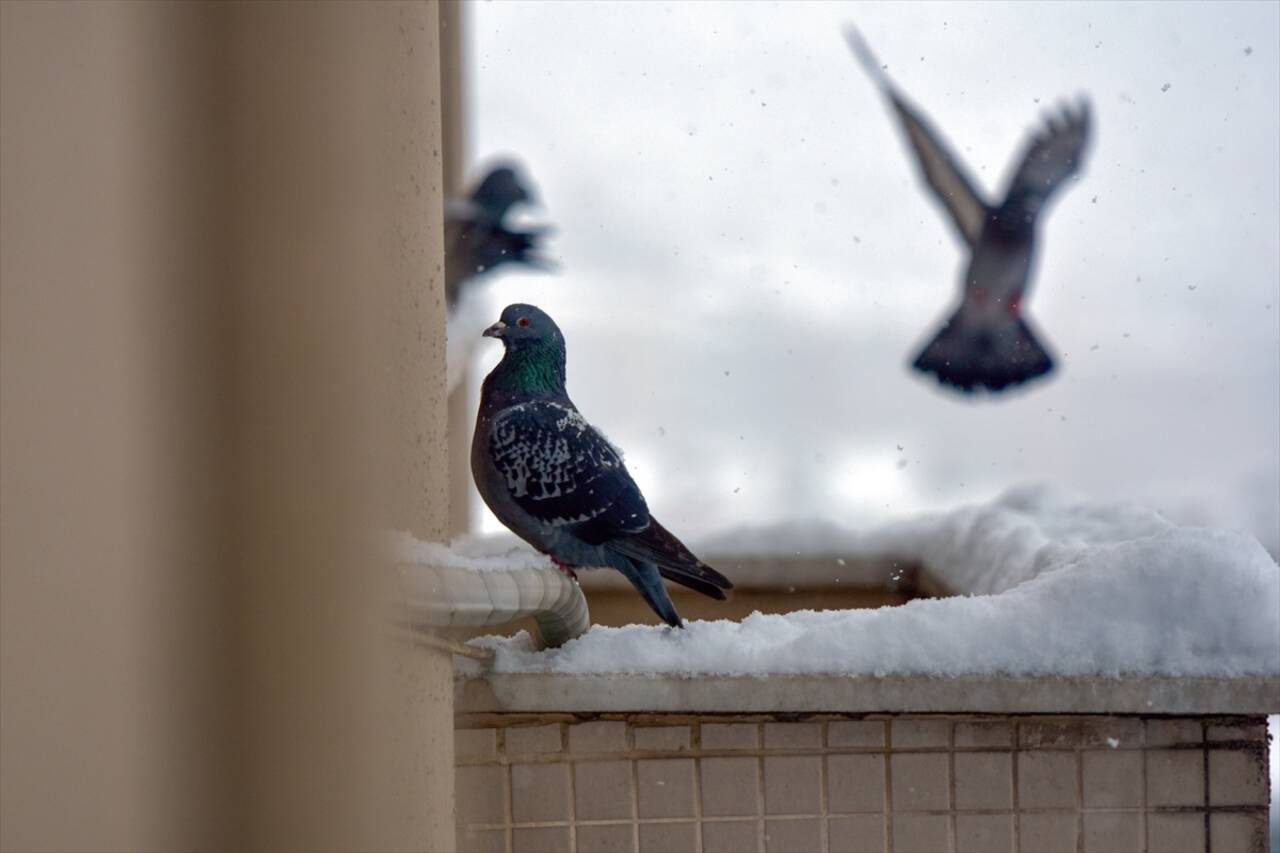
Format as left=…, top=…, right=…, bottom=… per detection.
left=846, top=27, right=1091, bottom=394
left=471, top=304, right=732, bottom=627
left=445, top=165, right=553, bottom=392
left=445, top=165, right=551, bottom=310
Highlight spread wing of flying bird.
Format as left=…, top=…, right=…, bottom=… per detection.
left=844, top=26, right=1092, bottom=395
left=844, top=27, right=988, bottom=247
left=1005, top=103, right=1091, bottom=208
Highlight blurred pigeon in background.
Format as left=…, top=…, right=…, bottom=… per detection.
left=445, top=164, right=551, bottom=307
left=846, top=27, right=1091, bottom=394
left=446, top=164, right=553, bottom=391
left=472, top=304, right=733, bottom=627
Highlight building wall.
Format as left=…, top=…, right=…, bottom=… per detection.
left=1, top=2, right=455, bottom=849
left=455, top=714, right=1270, bottom=853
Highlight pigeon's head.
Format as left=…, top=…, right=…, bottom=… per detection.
left=483, top=303, right=563, bottom=351
left=472, top=166, right=532, bottom=218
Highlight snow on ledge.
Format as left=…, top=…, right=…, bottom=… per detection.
left=387, top=530, right=552, bottom=573
left=463, top=485, right=1280, bottom=679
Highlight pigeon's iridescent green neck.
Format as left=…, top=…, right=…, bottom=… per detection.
left=491, top=338, right=567, bottom=398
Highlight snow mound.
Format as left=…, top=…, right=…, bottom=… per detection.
left=700, top=483, right=1175, bottom=596
left=387, top=530, right=550, bottom=573
left=467, top=485, right=1280, bottom=677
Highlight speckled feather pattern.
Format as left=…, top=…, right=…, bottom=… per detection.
left=489, top=401, right=641, bottom=529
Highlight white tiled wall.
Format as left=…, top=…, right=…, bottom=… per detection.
left=455, top=715, right=1270, bottom=853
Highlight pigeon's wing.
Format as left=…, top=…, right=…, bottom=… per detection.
left=1004, top=100, right=1090, bottom=206
left=889, top=97, right=990, bottom=246
left=444, top=219, right=551, bottom=308
left=844, top=26, right=988, bottom=247
left=488, top=401, right=650, bottom=544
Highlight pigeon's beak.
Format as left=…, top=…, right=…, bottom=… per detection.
left=482, top=320, right=507, bottom=339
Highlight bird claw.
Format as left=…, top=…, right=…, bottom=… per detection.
left=550, top=557, right=578, bottom=581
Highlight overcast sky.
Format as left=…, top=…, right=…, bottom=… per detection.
left=457, top=1, right=1280, bottom=555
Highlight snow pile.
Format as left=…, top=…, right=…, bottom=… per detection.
left=387, top=530, right=550, bottom=573
left=698, top=483, right=1176, bottom=596
left=465, top=485, right=1280, bottom=677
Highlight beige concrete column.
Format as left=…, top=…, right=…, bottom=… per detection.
left=439, top=0, right=476, bottom=538
left=219, top=3, right=453, bottom=849
left=1, top=2, right=454, bottom=850
left=2, top=4, right=236, bottom=848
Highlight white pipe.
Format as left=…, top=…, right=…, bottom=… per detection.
left=399, top=560, right=590, bottom=650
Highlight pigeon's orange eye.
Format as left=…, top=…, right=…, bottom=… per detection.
left=516, top=317, right=530, bottom=327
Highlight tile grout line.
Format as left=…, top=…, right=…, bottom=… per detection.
left=947, top=721, right=957, bottom=853
left=691, top=722, right=704, bottom=853
left=756, top=723, right=766, bottom=853
left=488, top=805, right=1256, bottom=828
left=456, top=742, right=1140, bottom=767
left=1075, top=742, right=1084, bottom=853
left=500, top=726, right=514, bottom=853
left=564, top=722, right=576, bottom=853
left=819, top=721, right=829, bottom=853
left=484, top=804, right=1166, bottom=830
left=486, top=805, right=1180, bottom=827
left=629, top=724, right=641, bottom=853
left=1201, top=719, right=1212, bottom=853
left=884, top=719, right=894, bottom=853
left=1011, top=722, right=1021, bottom=853
left=1139, top=724, right=1149, bottom=853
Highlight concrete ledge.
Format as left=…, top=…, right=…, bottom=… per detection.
left=457, top=672, right=1280, bottom=715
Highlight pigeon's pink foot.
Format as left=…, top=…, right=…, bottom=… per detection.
left=550, top=557, right=579, bottom=581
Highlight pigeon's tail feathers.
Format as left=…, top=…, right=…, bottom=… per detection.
left=658, top=566, right=729, bottom=601
left=912, top=307, right=1054, bottom=394
left=617, top=559, right=684, bottom=628
left=611, top=519, right=733, bottom=601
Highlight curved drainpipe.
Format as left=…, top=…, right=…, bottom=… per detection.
left=399, top=561, right=590, bottom=651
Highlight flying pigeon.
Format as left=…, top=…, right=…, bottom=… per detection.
left=845, top=27, right=1091, bottom=393
left=471, top=304, right=732, bottom=627
left=445, top=165, right=551, bottom=310
left=445, top=164, right=553, bottom=392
